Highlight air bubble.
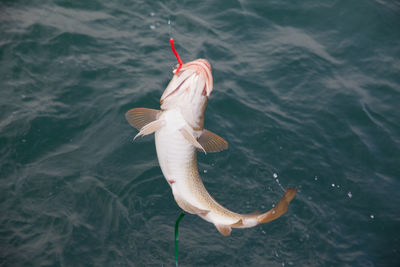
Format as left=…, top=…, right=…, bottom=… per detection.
left=347, top=192, right=352, bottom=198
left=273, top=173, right=278, bottom=178
left=261, top=230, right=266, bottom=235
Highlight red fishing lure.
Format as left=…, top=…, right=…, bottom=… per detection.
left=170, top=38, right=183, bottom=74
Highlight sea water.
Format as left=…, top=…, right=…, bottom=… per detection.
left=1, top=0, right=399, bottom=266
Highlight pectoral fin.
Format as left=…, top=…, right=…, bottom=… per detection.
left=125, top=108, right=160, bottom=131
left=197, top=129, right=228, bottom=153
left=180, top=128, right=206, bottom=153
left=215, top=224, right=232, bottom=236
left=134, top=119, right=164, bottom=140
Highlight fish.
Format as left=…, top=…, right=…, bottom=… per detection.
left=125, top=58, right=297, bottom=236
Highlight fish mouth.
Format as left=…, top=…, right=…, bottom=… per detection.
left=160, top=58, right=213, bottom=103
left=193, top=59, right=213, bottom=96
left=191, top=59, right=211, bottom=72
left=160, top=74, right=191, bottom=102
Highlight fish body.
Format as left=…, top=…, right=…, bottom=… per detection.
left=126, top=59, right=296, bottom=236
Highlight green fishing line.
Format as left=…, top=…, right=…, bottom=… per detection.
left=174, top=211, right=185, bottom=266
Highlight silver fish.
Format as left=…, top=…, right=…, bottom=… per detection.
left=126, top=59, right=297, bottom=236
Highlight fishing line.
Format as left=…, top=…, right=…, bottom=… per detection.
left=168, top=18, right=172, bottom=38
left=174, top=211, right=185, bottom=267
left=168, top=33, right=185, bottom=266
left=168, top=17, right=183, bottom=74
left=273, top=173, right=286, bottom=192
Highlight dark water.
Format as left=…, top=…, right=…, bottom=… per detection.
left=1, top=0, right=400, bottom=266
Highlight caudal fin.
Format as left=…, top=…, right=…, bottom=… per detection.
left=257, top=188, right=297, bottom=224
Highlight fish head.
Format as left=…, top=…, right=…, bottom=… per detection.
left=160, top=59, right=213, bottom=128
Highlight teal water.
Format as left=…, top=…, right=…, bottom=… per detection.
left=1, top=0, right=400, bottom=266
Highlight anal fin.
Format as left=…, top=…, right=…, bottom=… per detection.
left=215, top=224, right=232, bottom=236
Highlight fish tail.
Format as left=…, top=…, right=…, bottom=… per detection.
left=257, top=188, right=297, bottom=224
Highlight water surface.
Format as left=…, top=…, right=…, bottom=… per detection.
left=1, top=0, right=399, bottom=266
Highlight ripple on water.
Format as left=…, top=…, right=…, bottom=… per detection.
left=1, top=0, right=400, bottom=266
